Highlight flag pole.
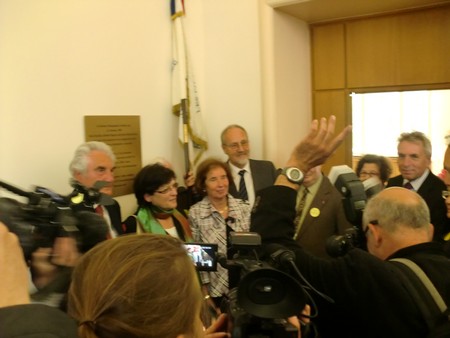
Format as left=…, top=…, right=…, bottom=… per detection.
left=180, top=98, right=190, bottom=173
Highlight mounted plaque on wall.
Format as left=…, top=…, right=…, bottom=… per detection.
left=84, top=115, right=141, bottom=197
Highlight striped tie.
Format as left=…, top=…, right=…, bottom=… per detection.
left=294, top=188, right=309, bottom=239
left=238, top=170, right=248, bottom=201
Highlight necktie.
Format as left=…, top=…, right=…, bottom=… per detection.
left=294, top=188, right=309, bottom=239
left=95, top=205, right=104, bottom=216
left=403, top=182, right=414, bottom=190
left=238, top=170, right=248, bottom=201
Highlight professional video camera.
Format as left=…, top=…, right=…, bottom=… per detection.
left=0, top=179, right=113, bottom=260
left=218, top=232, right=308, bottom=338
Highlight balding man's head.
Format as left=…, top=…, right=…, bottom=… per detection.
left=362, top=187, right=433, bottom=259
left=363, top=187, right=430, bottom=232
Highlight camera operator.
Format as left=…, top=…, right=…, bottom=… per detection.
left=251, top=116, right=450, bottom=338
left=0, top=222, right=78, bottom=338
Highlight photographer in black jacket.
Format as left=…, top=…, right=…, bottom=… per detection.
left=251, top=116, right=450, bottom=338
left=0, top=222, right=78, bottom=338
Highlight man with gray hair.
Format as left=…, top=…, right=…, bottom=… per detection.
left=386, top=131, right=449, bottom=241
left=69, top=141, right=123, bottom=238
left=221, top=124, right=277, bottom=207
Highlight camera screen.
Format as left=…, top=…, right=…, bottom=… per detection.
left=184, top=243, right=218, bottom=271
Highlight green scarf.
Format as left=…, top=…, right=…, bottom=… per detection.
left=136, top=206, right=193, bottom=241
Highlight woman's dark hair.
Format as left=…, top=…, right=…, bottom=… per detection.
left=356, top=154, right=393, bottom=184
left=194, top=158, right=233, bottom=197
left=133, top=164, right=176, bottom=206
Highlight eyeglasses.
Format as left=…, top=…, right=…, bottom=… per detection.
left=223, top=140, right=249, bottom=151
left=359, top=171, right=380, bottom=177
left=156, top=183, right=179, bottom=194
left=443, top=190, right=450, bottom=199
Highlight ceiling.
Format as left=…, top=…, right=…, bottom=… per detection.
left=267, top=0, right=450, bottom=23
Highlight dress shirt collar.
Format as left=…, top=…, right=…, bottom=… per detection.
left=228, top=161, right=251, bottom=178
left=402, top=169, right=429, bottom=190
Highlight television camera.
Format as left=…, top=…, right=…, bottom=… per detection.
left=218, top=232, right=312, bottom=338
left=0, top=179, right=113, bottom=260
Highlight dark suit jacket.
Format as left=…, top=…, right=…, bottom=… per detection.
left=72, top=199, right=124, bottom=236
left=296, top=176, right=353, bottom=259
left=228, top=159, right=277, bottom=197
left=387, top=172, right=449, bottom=240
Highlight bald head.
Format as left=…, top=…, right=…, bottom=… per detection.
left=363, top=187, right=431, bottom=231
left=363, top=187, right=433, bottom=259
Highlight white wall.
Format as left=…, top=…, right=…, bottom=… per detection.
left=0, top=0, right=312, bottom=217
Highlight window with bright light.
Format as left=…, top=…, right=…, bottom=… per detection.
left=352, top=89, right=450, bottom=174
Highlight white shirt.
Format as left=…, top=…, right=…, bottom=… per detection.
left=94, top=204, right=118, bottom=238
left=228, top=162, right=256, bottom=207
left=402, top=169, right=430, bottom=191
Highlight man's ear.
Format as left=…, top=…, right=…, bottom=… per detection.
left=370, top=223, right=383, bottom=248
left=221, top=144, right=227, bottom=154
left=74, top=171, right=82, bottom=182
left=429, top=223, right=435, bottom=241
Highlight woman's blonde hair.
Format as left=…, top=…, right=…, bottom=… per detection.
left=68, top=234, right=202, bottom=338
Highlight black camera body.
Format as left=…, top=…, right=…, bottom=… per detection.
left=220, top=232, right=306, bottom=338
left=0, top=180, right=110, bottom=260
left=325, top=226, right=364, bottom=257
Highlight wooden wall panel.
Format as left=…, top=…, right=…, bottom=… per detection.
left=311, top=5, right=450, bottom=171
left=311, top=23, right=346, bottom=90
left=346, top=6, right=450, bottom=88
left=313, top=90, right=351, bottom=174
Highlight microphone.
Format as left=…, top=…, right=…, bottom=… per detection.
left=69, top=180, right=115, bottom=206
left=265, top=242, right=335, bottom=304
left=177, top=186, right=187, bottom=193
left=226, top=216, right=235, bottom=224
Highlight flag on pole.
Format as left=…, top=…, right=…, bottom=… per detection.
left=171, top=0, right=208, bottom=172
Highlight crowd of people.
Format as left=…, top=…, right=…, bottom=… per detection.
left=1, top=117, right=450, bottom=338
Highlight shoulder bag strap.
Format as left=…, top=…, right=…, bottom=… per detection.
left=390, top=258, right=447, bottom=329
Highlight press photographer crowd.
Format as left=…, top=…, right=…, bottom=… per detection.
left=1, top=116, right=450, bottom=338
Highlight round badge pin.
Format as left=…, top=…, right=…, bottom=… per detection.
left=310, top=207, right=320, bottom=218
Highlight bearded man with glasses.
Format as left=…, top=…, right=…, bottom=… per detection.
left=220, top=124, right=277, bottom=208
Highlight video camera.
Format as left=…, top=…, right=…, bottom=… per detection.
left=218, top=232, right=307, bottom=338
left=0, top=179, right=113, bottom=260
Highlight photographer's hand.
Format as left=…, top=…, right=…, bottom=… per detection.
left=279, top=115, right=352, bottom=190
left=204, top=313, right=230, bottom=338
left=31, top=237, right=80, bottom=289
left=0, top=222, right=30, bottom=307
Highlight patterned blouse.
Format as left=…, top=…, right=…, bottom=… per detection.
left=188, top=194, right=251, bottom=298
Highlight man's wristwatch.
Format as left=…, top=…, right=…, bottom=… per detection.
left=281, top=167, right=304, bottom=185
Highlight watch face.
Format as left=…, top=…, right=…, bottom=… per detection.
left=290, top=169, right=301, bottom=180
left=285, top=167, right=303, bottom=183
